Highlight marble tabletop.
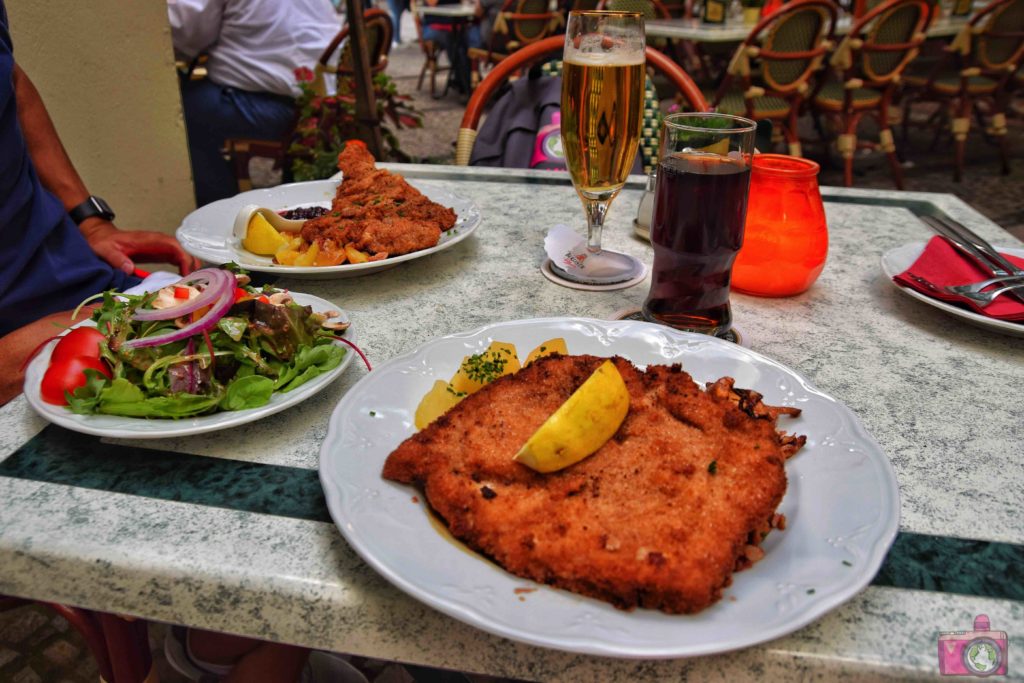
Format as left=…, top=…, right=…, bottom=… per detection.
left=0, top=165, right=1021, bottom=681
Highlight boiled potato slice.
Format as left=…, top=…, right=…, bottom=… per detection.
left=523, top=337, right=568, bottom=366
left=449, top=341, right=520, bottom=396
left=414, top=380, right=464, bottom=430
left=293, top=242, right=320, bottom=267
left=242, top=213, right=288, bottom=255
left=345, top=244, right=370, bottom=264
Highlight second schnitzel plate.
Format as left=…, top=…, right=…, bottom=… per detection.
left=176, top=178, right=481, bottom=279
left=319, top=318, right=900, bottom=658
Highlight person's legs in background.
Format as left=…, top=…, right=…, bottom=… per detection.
left=178, top=77, right=296, bottom=207
left=387, top=0, right=406, bottom=44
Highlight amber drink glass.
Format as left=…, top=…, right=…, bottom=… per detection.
left=642, top=113, right=756, bottom=337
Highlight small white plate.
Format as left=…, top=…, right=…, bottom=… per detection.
left=24, top=293, right=356, bottom=439
left=319, top=317, right=900, bottom=658
left=881, top=242, right=1024, bottom=338
left=176, top=179, right=482, bottom=280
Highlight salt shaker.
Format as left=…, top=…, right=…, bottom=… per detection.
left=633, top=170, right=656, bottom=242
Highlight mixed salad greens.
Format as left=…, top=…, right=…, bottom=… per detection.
left=58, top=266, right=349, bottom=419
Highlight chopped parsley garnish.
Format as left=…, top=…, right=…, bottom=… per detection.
left=445, top=386, right=468, bottom=397
left=806, top=588, right=815, bottom=595
left=842, top=560, right=853, bottom=567
left=369, top=410, right=377, bottom=417
left=708, top=460, right=718, bottom=475
left=461, top=350, right=509, bottom=384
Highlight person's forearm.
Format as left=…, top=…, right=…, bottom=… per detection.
left=11, top=64, right=91, bottom=213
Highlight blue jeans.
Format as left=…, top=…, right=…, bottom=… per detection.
left=179, top=76, right=296, bottom=206
left=388, top=0, right=406, bottom=43
left=423, top=24, right=481, bottom=94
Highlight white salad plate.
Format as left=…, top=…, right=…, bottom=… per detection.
left=881, top=241, right=1024, bottom=338
left=176, top=179, right=482, bottom=280
left=319, top=318, right=900, bottom=659
left=24, top=293, right=356, bottom=439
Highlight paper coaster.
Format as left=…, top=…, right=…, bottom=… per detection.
left=541, top=259, right=648, bottom=291
left=610, top=308, right=745, bottom=346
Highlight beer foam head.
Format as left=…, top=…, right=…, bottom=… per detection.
left=564, top=34, right=645, bottom=66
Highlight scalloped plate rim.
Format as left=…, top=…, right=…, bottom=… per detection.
left=319, top=317, right=900, bottom=658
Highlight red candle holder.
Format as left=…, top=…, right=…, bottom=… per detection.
left=732, top=154, right=828, bottom=297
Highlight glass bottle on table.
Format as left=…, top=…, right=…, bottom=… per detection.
left=556, top=10, right=646, bottom=284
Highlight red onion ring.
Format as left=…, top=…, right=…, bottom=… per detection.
left=123, top=271, right=236, bottom=350
left=132, top=268, right=233, bottom=322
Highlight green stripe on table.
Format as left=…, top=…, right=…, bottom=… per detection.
left=0, top=425, right=330, bottom=523
left=1, top=426, right=1021, bottom=602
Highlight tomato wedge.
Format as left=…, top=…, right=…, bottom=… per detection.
left=50, top=327, right=107, bottom=365
left=41, top=356, right=111, bottom=405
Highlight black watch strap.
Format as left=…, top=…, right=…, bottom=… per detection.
left=69, top=196, right=115, bottom=225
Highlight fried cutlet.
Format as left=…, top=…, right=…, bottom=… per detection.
left=382, top=354, right=805, bottom=614
left=300, top=145, right=455, bottom=258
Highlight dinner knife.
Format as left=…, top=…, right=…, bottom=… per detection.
left=933, top=215, right=1024, bottom=277
left=920, top=215, right=1024, bottom=305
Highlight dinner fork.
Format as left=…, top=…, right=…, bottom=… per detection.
left=907, top=273, right=1024, bottom=306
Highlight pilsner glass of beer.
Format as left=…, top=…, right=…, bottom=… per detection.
left=559, top=11, right=646, bottom=283
left=642, top=113, right=757, bottom=337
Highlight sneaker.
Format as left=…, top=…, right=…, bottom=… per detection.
left=163, top=626, right=235, bottom=682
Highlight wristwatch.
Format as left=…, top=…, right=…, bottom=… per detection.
left=69, top=196, right=115, bottom=225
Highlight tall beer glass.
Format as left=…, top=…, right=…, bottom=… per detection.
left=559, top=11, right=646, bottom=283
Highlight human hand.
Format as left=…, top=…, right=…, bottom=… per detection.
left=81, top=220, right=201, bottom=276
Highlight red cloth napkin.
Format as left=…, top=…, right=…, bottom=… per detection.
left=894, top=236, right=1024, bottom=321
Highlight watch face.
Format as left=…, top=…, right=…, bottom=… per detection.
left=71, top=196, right=115, bottom=224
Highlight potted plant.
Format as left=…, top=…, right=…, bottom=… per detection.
left=288, top=67, right=423, bottom=181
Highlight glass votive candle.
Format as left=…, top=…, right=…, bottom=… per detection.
left=731, top=154, right=828, bottom=297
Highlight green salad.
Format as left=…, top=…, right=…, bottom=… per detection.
left=64, top=266, right=349, bottom=418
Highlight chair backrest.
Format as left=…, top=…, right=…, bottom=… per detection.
left=973, top=0, right=1024, bottom=71
left=489, top=0, right=563, bottom=54
left=833, top=0, right=932, bottom=84
left=456, top=35, right=708, bottom=164
left=318, top=8, right=393, bottom=84
left=721, top=0, right=838, bottom=96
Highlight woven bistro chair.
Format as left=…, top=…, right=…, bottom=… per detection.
left=901, top=0, right=1024, bottom=179
left=811, top=0, right=932, bottom=188
left=455, top=36, right=708, bottom=165
left=712, top=0, right=839, bottom=157
left=468, top=0, right=564, bottom=68
left=314, top=8, right=394, bottom=95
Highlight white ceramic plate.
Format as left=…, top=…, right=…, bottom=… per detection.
left=881, top=242, right=1024, bottom=338
left=176, top=179, right=481, bottom=280
left=24, top=293, right=356, bottom=439
left=319, top=318, right=900, bottom=658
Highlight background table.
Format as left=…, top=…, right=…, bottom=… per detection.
left=646, top=13, right=970, bottom=41
left=0, top=165, right=1021, bottom=681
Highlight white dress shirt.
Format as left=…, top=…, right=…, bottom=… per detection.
left=168, top=0, right=341, bottom=97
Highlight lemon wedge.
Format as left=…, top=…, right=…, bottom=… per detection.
left=513, top=359, right=629, bottom=473
left=243, top=213, right=289, bottom=255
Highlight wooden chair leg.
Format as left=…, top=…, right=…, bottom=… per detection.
left=417, top=59, right=428, bottom=91
left=952, top=96, right=973, bottom=183
left=96, top=613, right=153, bottom=683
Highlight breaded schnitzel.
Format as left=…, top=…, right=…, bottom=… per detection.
left=383, top=354, right=805, bottom=614
left=300, top=144, right=456, bottom=258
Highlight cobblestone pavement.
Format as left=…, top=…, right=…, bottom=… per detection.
left=3, top=20, right=1022, bottom=683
